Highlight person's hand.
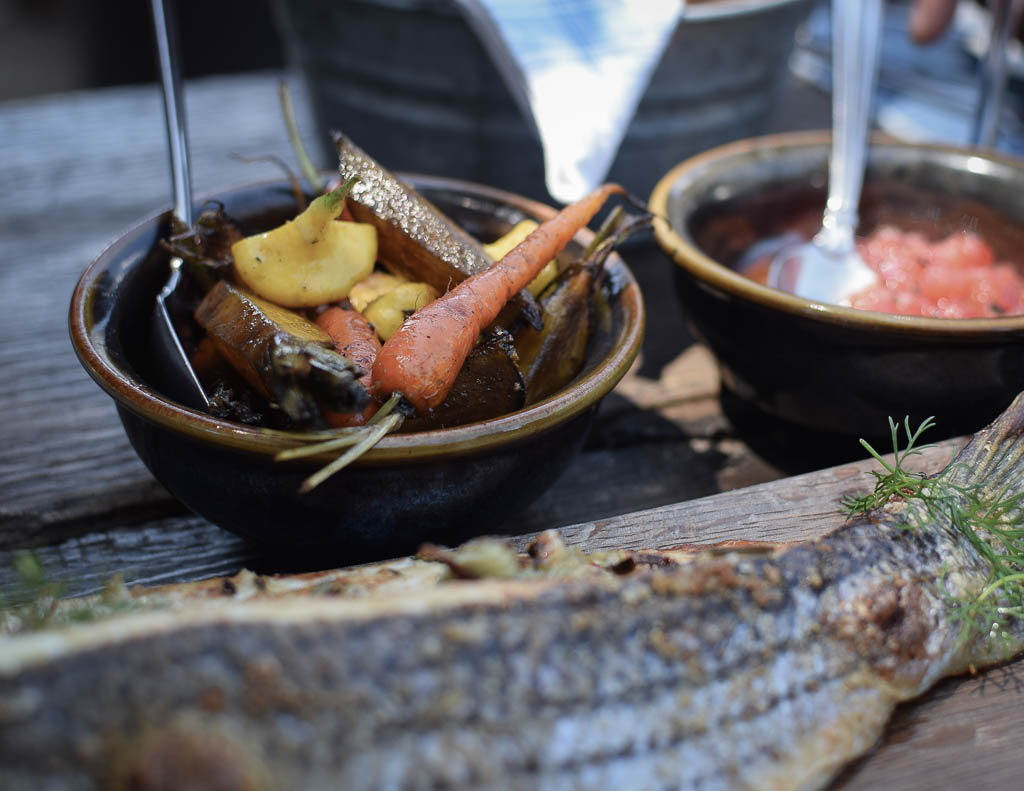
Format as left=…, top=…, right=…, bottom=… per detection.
left=909, top=0, right=958, bottom=43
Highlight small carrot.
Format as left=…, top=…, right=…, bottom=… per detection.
left=316, top=305, right=381, bottom=427
left=371, top=182, right=624, bottom=413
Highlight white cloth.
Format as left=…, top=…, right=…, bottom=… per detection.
left=453, top=0, right=683, bottom=203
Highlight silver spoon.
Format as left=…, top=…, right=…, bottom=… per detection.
left=149, top=0, right=210, bottom=411
left=767, top=0, right=883, bottom=305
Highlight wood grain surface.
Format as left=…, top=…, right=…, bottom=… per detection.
left=2, top=72, right=1022, bottom=789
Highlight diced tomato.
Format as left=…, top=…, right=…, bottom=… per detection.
left=742, top=225, right=1024, bottom=318
left=976, top=264, right=1023, bottom=314
left=920, top=264, right=976, bottom=303
left=848, top=289, right=896, bottom=314
left=932, top=231, right=994, bottom=270
left=891, top=290, right=933, bottom=317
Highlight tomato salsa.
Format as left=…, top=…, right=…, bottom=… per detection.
left=744, top=226, right=1024, bottom=318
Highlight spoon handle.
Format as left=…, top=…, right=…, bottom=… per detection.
left=815, top=0, right=883, bottom=254
left=149, top=0, right=209, bottom=412
left=151, top=0, right=193, bottom=227
left=971, top=0, right=1018, bottom=149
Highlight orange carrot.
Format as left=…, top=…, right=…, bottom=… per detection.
left=317, top=305, right=381, bottom=427
left=371, top=182, right=624, bottom=413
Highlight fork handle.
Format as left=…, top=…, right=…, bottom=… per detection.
left=151, top=0, right=193, bottom=228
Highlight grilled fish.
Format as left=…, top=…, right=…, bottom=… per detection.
left=3, top=396, right=1024, bottom=790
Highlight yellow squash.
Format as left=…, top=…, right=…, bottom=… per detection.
left=232, top=187, right=377, bottom=308
left=363, top=282, right=439, bottom=341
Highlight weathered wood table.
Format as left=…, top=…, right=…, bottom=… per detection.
left=1, top=72, right=1022, bottom=788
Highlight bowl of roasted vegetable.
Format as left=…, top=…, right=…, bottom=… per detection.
left=70, top=134, right=645, bottom=557
left=651, top=130, right=1024, bottom=441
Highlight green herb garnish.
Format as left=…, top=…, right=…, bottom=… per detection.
left=844, top=417, right=1024, bottom=649
left=1, top=555, right=149, bottom=634
left=841, top=416, right=939, bottom=519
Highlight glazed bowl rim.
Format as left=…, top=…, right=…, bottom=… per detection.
left=69, top=173, right=645, bottom=464
left=650, top=129, right=1024, bottom=336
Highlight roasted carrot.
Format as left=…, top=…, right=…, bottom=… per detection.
left=317, top=305, right=381, bottom=427
left=371, top=182, right=624, bottom=413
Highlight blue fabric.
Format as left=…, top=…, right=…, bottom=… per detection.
left=453, top=0, right=682, bottom=202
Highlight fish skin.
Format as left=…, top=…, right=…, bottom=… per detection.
left=3, top=398, right=1024, bottom=789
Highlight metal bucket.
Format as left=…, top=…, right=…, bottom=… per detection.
left=275, top=0, right=815, bottom=202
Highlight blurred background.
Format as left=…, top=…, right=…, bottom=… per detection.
left=2, top=0, right=1022, bottom=206
left=0, top=0, right=284, bottom=100
left=3, top=1, right=1021, bottom=160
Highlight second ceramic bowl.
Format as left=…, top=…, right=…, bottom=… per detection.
left=652, top=131, right=1024, bottom=441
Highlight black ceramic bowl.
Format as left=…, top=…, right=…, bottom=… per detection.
left=651, top=131, right=1024, bottom=441
left=70, top=175, right=644, bottom=558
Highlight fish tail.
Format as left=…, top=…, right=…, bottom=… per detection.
left=942, top=391, right=1024, bottom=503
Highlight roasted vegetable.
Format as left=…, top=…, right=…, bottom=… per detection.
left=335, top=133, right=493, bottom=290
left=371, top=183, right=624, bottom=414
left=400, top=329, right=525, bottom=432
left=514, top=264, right=593, bottom=405
left=231, top=184, right=377, bottom=308
left=347, top=271, right=407, bottom=312
left=335, top=133, right=544, bottom=330
left=362, top=281, right=438, bottom=342
left=194, top=281, right=368, bottom=425
left=316, top=306, right=382, bottom=427
left=483, top=219, right=559, bottom=298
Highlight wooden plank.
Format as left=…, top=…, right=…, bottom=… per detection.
left=0, top=434, right=960, bottom=600
left=0, top=515, right=260, bottom=603
left=832, top=669, right=1024, bottom=789
left=516, top=438, right=959, bottom=552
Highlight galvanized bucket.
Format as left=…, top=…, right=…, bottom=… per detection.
left=275, top=0, right=815, bottom=202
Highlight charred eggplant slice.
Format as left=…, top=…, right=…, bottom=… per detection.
left=335, top=132, right=493, bottom=290
left=401, top=329, right=526, bottom=432
left=334, top=132, right=543, bottom=330
left=514, top=264, right=593, bottom=405
left=194, top=281, right=368, bottom=426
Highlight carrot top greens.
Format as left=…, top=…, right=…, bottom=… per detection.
left=843, top=417, right=1024, bottom=652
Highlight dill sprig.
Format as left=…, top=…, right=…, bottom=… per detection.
left=0, top=553, right=64, bottom=630
left=844, top=417, right=1024, bottom=648
left=840, top=416, right=938, bottom=518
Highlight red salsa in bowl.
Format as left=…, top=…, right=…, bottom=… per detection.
left=742, top=226, right=1024, bottom=318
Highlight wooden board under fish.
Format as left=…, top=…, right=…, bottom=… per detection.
left=4, top=394, right=1024, bottom=789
